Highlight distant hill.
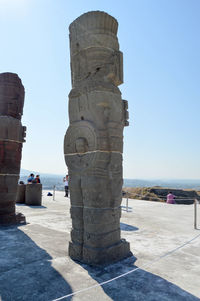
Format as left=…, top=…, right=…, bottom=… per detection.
left=20, top=169, right=200, bottom=191
left=20, top=169, right=64, bottom=191
left=20, top=168, right=62, bottom=178
left=123, top=186, right=200, bottom=204
left=124, top=178, right=200, bottom=190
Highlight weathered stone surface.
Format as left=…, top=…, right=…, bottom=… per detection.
left=64, top=11, right=130, bottom=264
left=83, top=228, right=121, bottom=248
left=83, top=207, right=121, bottom=224
left=0, top=73, right=25, bottom=120
left=71, top=228, right=83, bottom=244
left=0, top=73, right=26, bottom=225
left=25, top=184, right=42, bottom=206
left=0, top=212, right=26, bottom=225
left=68, top=241, right=82, bottom=261
left=84, top=220, right=120, bottom=235
left=82, top=239, right=130, bottom=265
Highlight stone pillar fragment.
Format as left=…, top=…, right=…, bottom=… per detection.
left=64, top=11, right=130, bottom=264
left=25, top=184, right=42, bottom=206
left=0, top=73, right=26, bottom=225
left=16, top=184, right=26, bottom=204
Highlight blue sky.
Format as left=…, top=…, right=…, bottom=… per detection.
left=0, top=0, right=200, bottom=179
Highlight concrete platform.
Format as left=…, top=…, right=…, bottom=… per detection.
left=0, top=191, right=200, bottom=301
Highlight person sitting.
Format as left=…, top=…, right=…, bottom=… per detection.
left=27, top=173, right=34, bottom=183
left=166, top=192, right=176, bottom=204
left=35, top=175, right=41, bottom=184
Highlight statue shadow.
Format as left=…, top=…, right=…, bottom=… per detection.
left=120, top=223, right=139, bottom=231
left=0, top=224, right=199, bottom=301
left=0, top=226, right=72, bottom=301
left=80, top=256, right=200, bottom=301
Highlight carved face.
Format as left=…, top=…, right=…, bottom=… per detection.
left=75, top=137, right=88, bottom=153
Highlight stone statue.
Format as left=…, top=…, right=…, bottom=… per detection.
left=64, top=11, right=130, bottom=264
left=0, top=73, right=26, bottom=225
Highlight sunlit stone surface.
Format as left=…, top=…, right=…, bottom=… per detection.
left=64, top=11, right=130, bottom=264
left=0, top=72, right=26, bottom=225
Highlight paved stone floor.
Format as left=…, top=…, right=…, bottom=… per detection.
left=0, top=191, right=200, bottom=301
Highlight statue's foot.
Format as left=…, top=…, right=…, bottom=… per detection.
left=0, top=212, right=26, bottom=226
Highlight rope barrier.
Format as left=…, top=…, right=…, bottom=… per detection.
left=51, top=233, right=200, bottom=301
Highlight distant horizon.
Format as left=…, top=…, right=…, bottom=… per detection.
left=20, top=168, right=200, bottom=181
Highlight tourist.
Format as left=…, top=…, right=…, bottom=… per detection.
left=63, top=175, right=69, bottom=197
left=35, top=175, right=41, bottom=184
left=27, top=173, right=34, bottom=183
left=166, top=192, right=176, bottom=204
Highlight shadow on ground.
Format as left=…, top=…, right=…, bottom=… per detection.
left=121, top=205, right=132, bottom=212
left=0, top=226, right=72, bottom=301
left=79, top=256, right=200, bottom=301
left=16, top=204, right=47, bottom=209
left=80, top=256, right=200, bottom=301
left=120, top=223, right=139, bottom=231
left=0, top=226, right=199, bottom=301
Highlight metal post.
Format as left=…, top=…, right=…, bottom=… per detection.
left=53, top=185, right=56, bottom=201
left=126, top=196, right=128, bottom=212
left=194, top=199, right=198, bottom=229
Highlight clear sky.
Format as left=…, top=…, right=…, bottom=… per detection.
left=0, top=0, right=200, bottom=179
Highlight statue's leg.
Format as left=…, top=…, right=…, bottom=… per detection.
left=0, top=142, right=25, bottom=225
left=68, top=174, right=84, bottom=261
left=81, top=165, right=130, bottom=265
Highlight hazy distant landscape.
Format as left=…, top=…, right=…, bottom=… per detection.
left=20, top=169, right=200, bottom=191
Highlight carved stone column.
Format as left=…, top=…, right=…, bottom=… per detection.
left=64, top=11, right=130, bottom=264
left=0, top=73, right=26, bottom=225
